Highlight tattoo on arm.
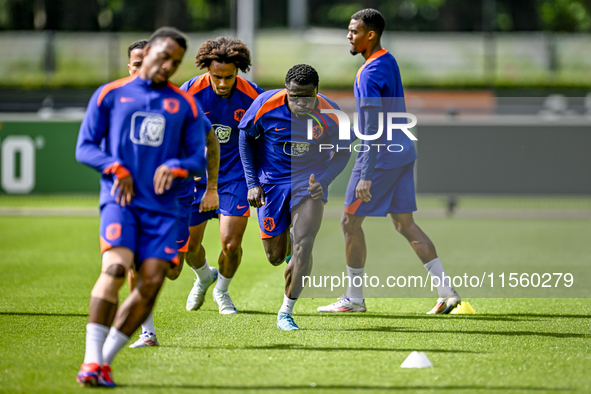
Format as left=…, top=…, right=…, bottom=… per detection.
left=205, top=128, right=220, bottom=190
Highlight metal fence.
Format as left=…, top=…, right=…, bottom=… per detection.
left=1, top=29, right=591, bottom=88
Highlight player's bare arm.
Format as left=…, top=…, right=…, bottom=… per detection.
left=247, top=186, right=265, bottom=208
left=199, top=127, right=220, bottom=212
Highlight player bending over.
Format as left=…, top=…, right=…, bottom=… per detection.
left=239, top=64, right=352, bottom=330
left=75, top=27, right=208, bottom=387
left=317, top=8, right=461, bottom=314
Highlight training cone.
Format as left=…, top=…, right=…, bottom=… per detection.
left=450, top=301, right=476, bottom=314
left=401, top=351, right=433, bottom=368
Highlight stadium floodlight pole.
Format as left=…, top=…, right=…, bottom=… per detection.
left=483, top=0, right=496, bottom=87
left=237, top=0, right=256, bottom=80
left=288, top=0, right=307, bottom=29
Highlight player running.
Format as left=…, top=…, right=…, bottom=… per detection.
left=239, top=64, right=352, bottom=330
left=123, top=38, right=163, bottom=348
left=75, top=27, right=208, bottom=387
left=125, top=39, right=220, bottom=348
left=317, top=9, right=461, bottom=315
left=179, top=37, right=264, bottom=315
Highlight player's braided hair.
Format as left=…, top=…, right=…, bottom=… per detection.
left=351, top=8, right=385, bottom=37
left=149, top=27, right=187, bottom=50
left=284, top=64, right=319, bottom=87
left=127, top=39, right=148, bottom=59
left=195, top=37, right=252, bottom=73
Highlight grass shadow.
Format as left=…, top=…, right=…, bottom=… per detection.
left=490, top=313, right=591, bottom=319
left=330, top=326, right=591, bottom=339
left=167, top=343, right=482, bottom=353
left=236, top=310, right=279, bottom=316
left=119, top=383, right=572, bottom=391
left=306, top=313, right=538, bottom=322
left=0, top=311, right=87, bottom=317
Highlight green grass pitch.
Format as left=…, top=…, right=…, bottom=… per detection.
left=0, top=197, right=590, bottom=393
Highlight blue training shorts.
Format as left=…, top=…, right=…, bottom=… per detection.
left=189, top=179, right=250, bottom=227
left=100, top=203, right=179, bottom=267
left=177, top=195, right=193, bottom=252
left=257, top=179, right=327, bottom=239
left=343, top=161, right=417, bottom=217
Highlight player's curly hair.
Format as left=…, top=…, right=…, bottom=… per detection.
left=127, top=39, right=148, bottom=59
left=285, top=64, right=319, bottom=87
left=149, top=27, right=187, bottom=50
left=351, top=8, right=385, bottom=37
left=195, top=37, right=252, bottom=73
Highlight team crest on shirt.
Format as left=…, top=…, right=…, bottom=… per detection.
left=213, top=124, right=232, bottom=144
left=283, top=141, right=310, bottom=156
left=312, top=125, right=323, bottom=139
left=234, top=109, right=245, bottom=122
left=130, top=112, right=166, bottom=147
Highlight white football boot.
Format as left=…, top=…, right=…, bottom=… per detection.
left=129, top=331, right=159, bottom=348
left=426, top=291, right=461, bottom=314
left=317, top=296, right=366, bottom=312
left=212, top=288, right=238, bottom=314
left=186, top=267, right=218, bottom=311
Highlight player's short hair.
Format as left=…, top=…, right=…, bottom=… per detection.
left=127, top=39, right=148, bottom=59
left=285, top=64, right=319, bottom=87
left=351, top=8, right=385, bottom=37
left=148, top=27, right=187, bottom=50
left=195, top=37, right=252, bottom=73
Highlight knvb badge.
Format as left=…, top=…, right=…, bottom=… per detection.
left=213, top=124, right=232, bottom=144
left=130, top=112, right=166, bottom=147
left=307, top=110, right=417, bottom=152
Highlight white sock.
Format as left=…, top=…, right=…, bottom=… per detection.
left=346, top=266, right=365, bottom=304
left=83, top=323, right=109, bottom=365
left=215, top=272, right=232, bottom=292
left=279, top=294, right=297, bottom=315
left=141, top=311, right=156, bottom=335
left=191, top=260, right=211, bottom=282
left=102, top=327, right=130, bottom=366
left=424, top=258, right=454, bottom=298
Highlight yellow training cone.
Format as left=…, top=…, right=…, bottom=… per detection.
left=450, top=301, right=476, bottom=314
